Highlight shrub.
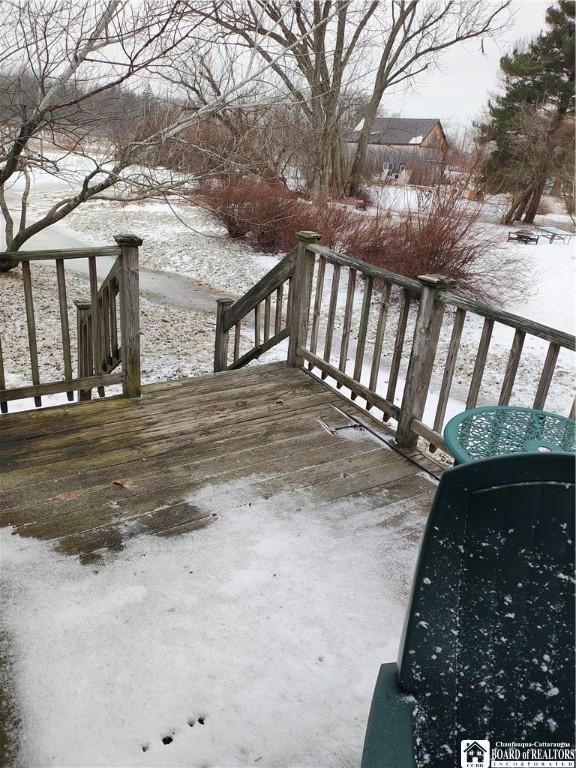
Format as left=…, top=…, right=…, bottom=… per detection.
left=199, top=178, right=297, bottom=243
left=340, top=186, right=521, bottom=302
left=200, top=176, right=522, bottom=302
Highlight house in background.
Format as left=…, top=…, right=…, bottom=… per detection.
left=344, top=117, right=448, bottom=186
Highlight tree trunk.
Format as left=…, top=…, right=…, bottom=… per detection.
left=523, top=179, right=546, bottom=223
left=501, top=187, right=533, bottom=225
left=513, top=196, right=529, bottom=221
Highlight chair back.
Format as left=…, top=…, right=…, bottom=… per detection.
left=397, top=454, right=575, bottom=764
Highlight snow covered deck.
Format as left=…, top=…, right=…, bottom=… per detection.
left=0, top=362, right=442, bottom=766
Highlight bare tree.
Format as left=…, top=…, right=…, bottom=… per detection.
left=0, top=0, right=207, bottom=269
left=191, top=0, right=510, bottom=198
left=346, top=0, right=511, bottom=196
left=0, top=0, right=349, bottom=270
left=498, top=105, right=575, bottom=225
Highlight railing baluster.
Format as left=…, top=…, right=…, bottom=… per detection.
left=466, top=317, right=494, bottom=409
left=322, top=263, right=341, bottom=379
left=102, top=285, right=112, bottom=367
left=275, top=284, right=284, bottom=335
left=309, top=255, right=326, bottom=362
left=110, top=279, right=119, bottom=361
left=351, top=275, right=373, bottom=399
left=255, top=302, right=261, bottom=348
left=368, top=283, right=391, bottom=396
left=21, top=261, right=42, bottom=407
left=337, top=267, right=356, bottom=385
left=214, top=298, right=233, bottom=372
left=385, top=288, right=410, bottom=414
left=55, top=258, right=74, bottom=401
left=234, top=320, right=242, bottom=362
left=88, top=255, right=99, bottom=383
left=0, top=334, right=7, bottom=413
left=533, top=342, right=560, bottom=410
left=264, top=294, right=271, bottom=343
left=499, top=329, right=526, bottom=405
left=432, top=307, right=466, bottom=437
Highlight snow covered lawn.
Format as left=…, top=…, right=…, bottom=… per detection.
left=1, top=478, right=421, bottom=767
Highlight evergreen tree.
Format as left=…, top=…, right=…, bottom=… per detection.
left=479, top=1, right=574, bottom=223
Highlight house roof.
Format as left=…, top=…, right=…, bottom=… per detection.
left=345, top=117, right=442, bottom=146
left=464, top=742, right=487, bottom=753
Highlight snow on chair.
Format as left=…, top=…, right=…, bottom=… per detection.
left=361, top=453, right=575, bottom=768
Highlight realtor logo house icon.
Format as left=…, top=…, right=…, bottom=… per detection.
left=460, top=740, right=490, bottom=767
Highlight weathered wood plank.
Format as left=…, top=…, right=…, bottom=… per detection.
left=441, top=291, right=575, bottom=351
left=116, top=235, right=141, bottom=398
left=223, top=250, right=296, bottom=331
left=308, top=255, right=326, bottom=358
left=0, top=334, right=6, bottom=414
left=233, top=320, right=242, bottom=363
left=433, top=307, right=466, bottom=435
left=302, top=349, right=399, bottom=419
left=532, top=342, right=560, bottom=410
left=397, top=276, right=448, bottom=449
left=466, top=317, right=494, bottom=409
left=322, top=263, right=341, bottom=379
left=0, top=373, right=123, bottom=403
left=499, top=329, right=526, bottom=405
left=385, top=288, right=411, bottom=409
left=21, top=260, right=42, bottom=407
left=264, top=293, right=272, bottom=343
left=368, top=283, right=391, bottom=393
left=228, top=328, right=289, bottom=370
left=338, top=267, right=356, bottom=380
left=287, top=233, right=319, bottom=367
left=55, top=258, right=74, bottom=401
left=275, top=284, right=284, bottom=335
left=351, top=275, right=373, bottom=397
left=0, top=246, right=121, bottom=262
left=308, top=243, right=423, bottom=294
left=214, top=298, right=233, bottom=372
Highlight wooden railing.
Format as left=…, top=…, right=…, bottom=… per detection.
left=215, top=231, right=576, bottom=452
left=0, top=234, right=141, bottom=413
left=214, top=248, right=296, bottom=371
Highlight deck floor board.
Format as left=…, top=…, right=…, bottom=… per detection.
left=0, top=362, right=443, bottom=764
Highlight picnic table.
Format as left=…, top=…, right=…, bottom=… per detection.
left=507, top=229, right=539, bottom=244
left=443, top=405, right=576, bottom=464
left=536, top=226, right=574, bottom=244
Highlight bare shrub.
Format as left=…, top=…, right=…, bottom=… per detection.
left=199, top=178, right=297, bottom=242
left=200, top=177, right=523, bottom=303
left=340, top=185, right=523, bottom=302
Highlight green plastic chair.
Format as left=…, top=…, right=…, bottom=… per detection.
left=361, top=453, right=575, bottom=768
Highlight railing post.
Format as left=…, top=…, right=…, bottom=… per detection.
left=287, top=230, right=321, bottom=368
left=214, top=298, right=234, bottom=372
left=115, top=234, right=142, bottom=398
left=396, top=274, right=454, bottom=450
left=74, top=300, right=92, bottom=401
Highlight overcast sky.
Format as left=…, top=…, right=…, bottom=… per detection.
left=383, top=0, right=550, bottom=136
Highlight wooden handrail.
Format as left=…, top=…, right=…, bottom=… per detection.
left=0, top=236, right=141, bottom=412
left=308, top=243, right=423, bottom=293
left=439, top=292, right=575, bottom=350
left=0, top=246, right=121, bottom=262
left=217, top=231, right=576, bottom=454
left=214, top=248, right=297, bottom=372
left=222, top=249, right=297, bottom=332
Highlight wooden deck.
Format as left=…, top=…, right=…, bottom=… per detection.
left=0, top=362, right=442, bottom=763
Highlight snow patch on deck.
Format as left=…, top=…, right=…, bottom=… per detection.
left=0, top=480, right=424, bottom=767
